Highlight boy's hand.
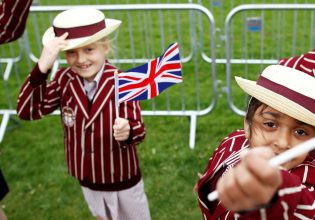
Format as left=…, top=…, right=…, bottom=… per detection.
left=113, top=118, right=130, bottom=141
left=216, top=147, right=282, bottom=212
left=38, top=32, right=68, bottom=73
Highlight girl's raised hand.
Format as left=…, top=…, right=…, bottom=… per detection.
left=216, top=147, right=282, bottom=212
left=38, top=32, right=68, bottom=73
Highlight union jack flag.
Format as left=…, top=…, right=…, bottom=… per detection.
left=116, top=42, right=182, bottom=103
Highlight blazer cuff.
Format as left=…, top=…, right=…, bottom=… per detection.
left=29, top=63, right=49, bottom=87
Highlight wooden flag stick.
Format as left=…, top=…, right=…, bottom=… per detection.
left=114, top=70, right=120, bottom=119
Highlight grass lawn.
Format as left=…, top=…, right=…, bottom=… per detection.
left=1, top=93, right=242, bottom=220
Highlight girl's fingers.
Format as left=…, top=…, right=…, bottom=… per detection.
left=217, top=148, right=282, bottom=212
left=244, top=149, right=281, bottom=186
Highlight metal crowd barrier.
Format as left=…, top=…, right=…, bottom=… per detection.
left=0, top=4, right=217, bottom=149
left=4, top=3, right=314, bottom=148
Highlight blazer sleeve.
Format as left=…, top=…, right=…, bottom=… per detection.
left=198, top=165, right=315, bottom=220
left=119, top=100, right=145, bottom=146
left=236, top=166, right=315, bottom=219
left=197, top=130, right=315, bottom=220
left=16, top=64, right=61, bottom=120
left=271, top=164, right=315, bottom=218
left=0, top=0, right=33, bottom=44
left=197, top=130, right=248, bottom=219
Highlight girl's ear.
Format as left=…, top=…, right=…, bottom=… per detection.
left=244, top=119, right=250, bottom=139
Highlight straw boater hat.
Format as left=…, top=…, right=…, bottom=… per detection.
left=235, top=50, right=315, bottom=126
left=42, top=7, right=121, bottom=51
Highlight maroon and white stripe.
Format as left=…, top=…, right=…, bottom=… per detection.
left=257, top=65, right=315, bottom=114
left=197, top=130, right=315, bottom=219
left=0, top=0, right=32, bottom=43
left=17, top=61, right=145, bottom=190
left=279, top=49, right=315, bottom=77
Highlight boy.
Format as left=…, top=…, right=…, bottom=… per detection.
left=17, top=8, right=150, bottom=220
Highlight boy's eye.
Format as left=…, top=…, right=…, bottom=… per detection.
left=65, top=50, right=75, bottom=55
left=85, top=48, right=94, bottom=52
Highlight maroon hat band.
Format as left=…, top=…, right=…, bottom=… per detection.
left=257, top=75, right=315, bottom=114
left=53, top=20, right=105, bottom=39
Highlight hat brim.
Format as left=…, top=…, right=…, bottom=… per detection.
left=42, top=18, right=121, bottom=51
left=235, top=76, right=315, bottom=126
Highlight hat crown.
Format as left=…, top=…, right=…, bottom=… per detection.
left=235, top=48, right=315, bottom=127
left=260, top=65, right=315, bottom=99
left=53, top=8, right=105, bottom=28
left=42, top=7, right=121, bottom=51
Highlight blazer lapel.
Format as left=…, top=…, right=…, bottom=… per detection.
left=85, top=69, right=115, bottom=128
left=68, top=74, right=90, bottom=119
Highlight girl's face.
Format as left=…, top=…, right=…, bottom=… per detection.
left=65, top=42, right=108, bottom=82
left=244, top=105, right=315, bottom=170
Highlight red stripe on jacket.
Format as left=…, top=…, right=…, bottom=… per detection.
left=17, top=61, right=146, bottom=191
left=197, top=130, right=315, bottom=219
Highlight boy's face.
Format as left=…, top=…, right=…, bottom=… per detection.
left=65, top=42, right=108, bottom=81
left=244, top=105, right=315, bottom=170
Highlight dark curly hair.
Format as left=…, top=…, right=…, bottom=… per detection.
left=245, top=97, right=267, bottom=140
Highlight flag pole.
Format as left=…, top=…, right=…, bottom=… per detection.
left=114, top=70, right=120, bottom=119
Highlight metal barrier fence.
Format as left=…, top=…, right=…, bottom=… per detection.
left=224, top=4, right=315, bottom=116
left=0, top=4, right=217, bottom=149
left=2, top=3, right=315, bottom=148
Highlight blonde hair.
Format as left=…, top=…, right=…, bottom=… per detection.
left=97, top=32, right=118, bottom=58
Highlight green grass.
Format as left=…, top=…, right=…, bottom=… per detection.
left=0, top=0, right=314, bottom=219
left=1, top=94, right=242, bottom=220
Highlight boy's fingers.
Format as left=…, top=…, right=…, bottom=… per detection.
left=113, top=131, right=129, bottom=141
left=114, top=118, right=129, bottom=130
left=113, top=121, right=121, bottom=130
left=58, top=43, right=68, bottom=50
left=58, top=32, right=69, bottom=39
left=113, top=118, right=130, bottom=141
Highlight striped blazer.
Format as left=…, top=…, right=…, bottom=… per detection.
left=17, top=61, right=146, bottom=191
left=197, top=130, right=315, bottom=219
left=0, top=0, right=33, bottom=44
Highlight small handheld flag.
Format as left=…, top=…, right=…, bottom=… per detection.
left=115, top=42, right=182, bottom=103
